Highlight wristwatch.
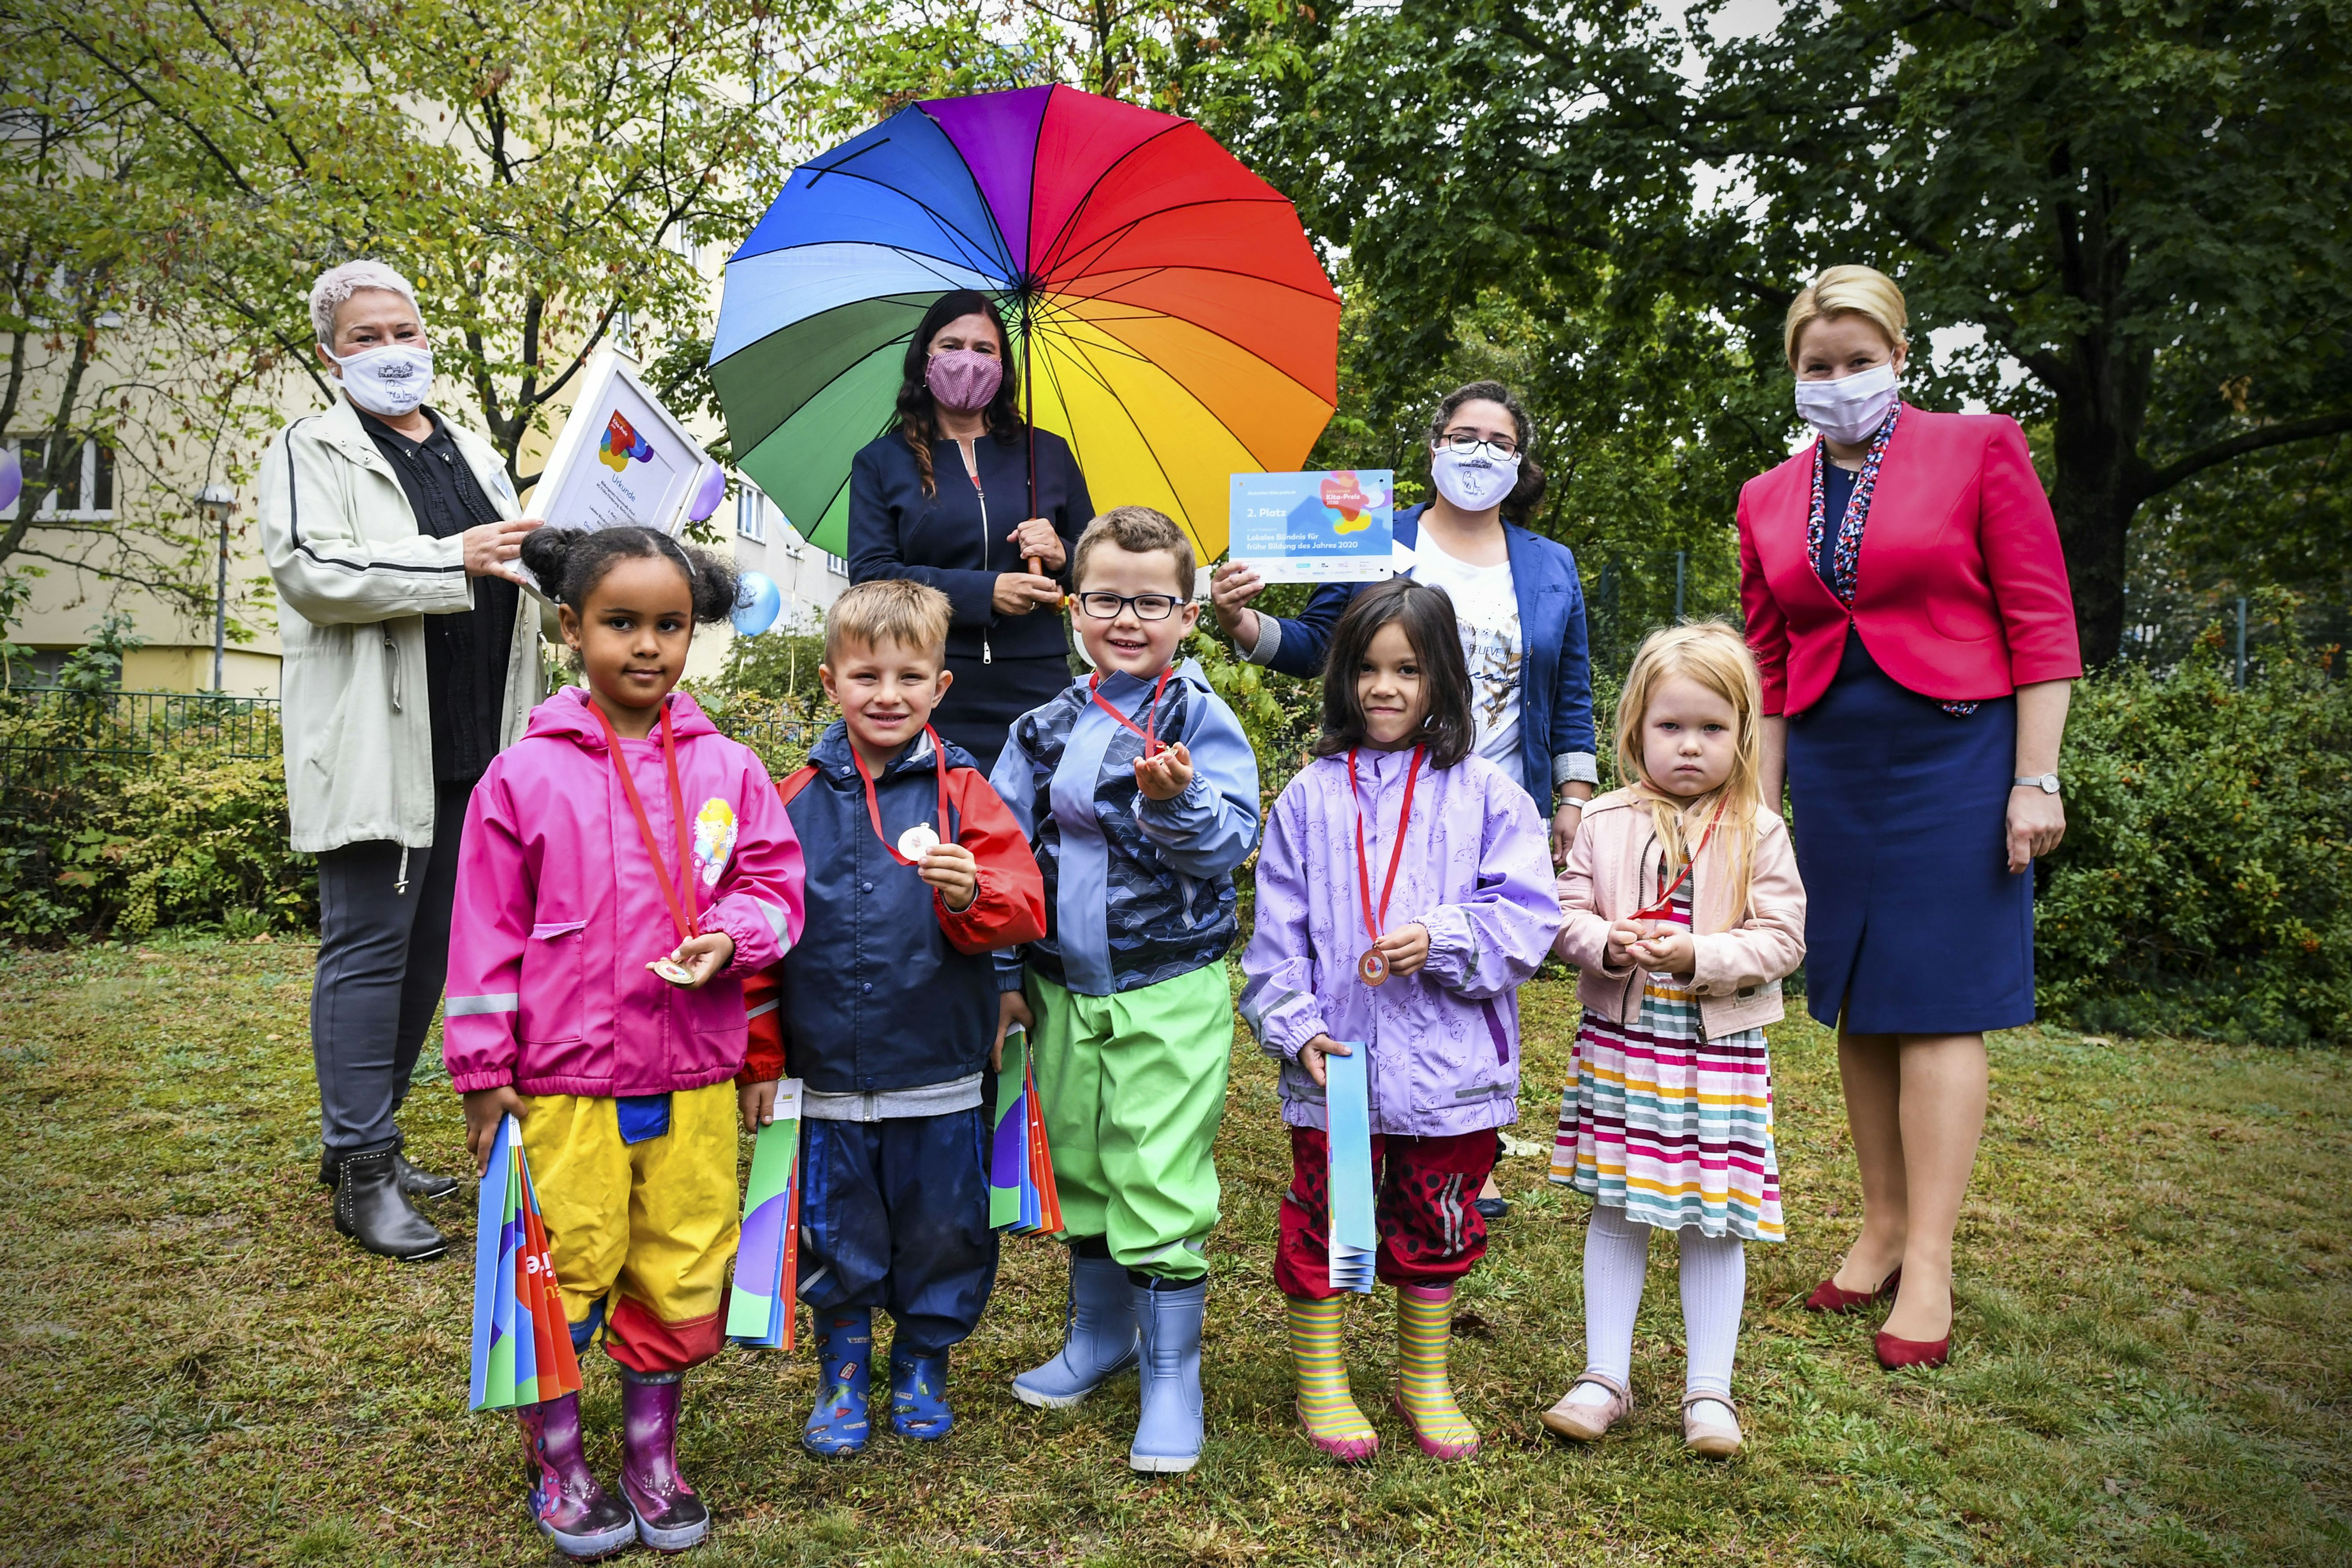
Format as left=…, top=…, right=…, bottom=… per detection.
left=2013, top=774, right=2061, bottom=794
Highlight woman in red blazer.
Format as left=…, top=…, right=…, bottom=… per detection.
left=1738, top=266, right=2082, bottom=1371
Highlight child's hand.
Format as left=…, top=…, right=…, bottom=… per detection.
left=1133, top=741, right=1193, bottom=801
left=1604, top=919, right=1650, bottom=970
left=656, top=931, right=735, bottom=988
left=994, top=988, right=1034, bottom=1072
left=1373, top=922, right=1431, bottom=979
left=739, top=1078, right=780, bottom=1131
left=1628, top=928, right=1696, bottom=977
left=462, top=1085, right=526, bottom=1176
left=918, top=842, right=980, bottom=912
left=1298, top=1033, right=1351, bottom=1088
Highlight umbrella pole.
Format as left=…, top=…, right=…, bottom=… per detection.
left=1024, top=293, right=1040, bottom=576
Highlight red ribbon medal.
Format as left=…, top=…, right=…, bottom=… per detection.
left=1632, top=793, right=1729, bottom=923
left=1088, top=667, right=1172, bottom=758
left=589, top=700, right=698, bottom=981
left=846, top=726, right=954, bottom=866
left=1347, top=746, right=1424, bottom=986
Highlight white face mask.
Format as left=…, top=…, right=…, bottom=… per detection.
left=326, top=342, right=435, bottom=418
left=1429, top=446, right=1521, bottom=512
left=1793, top=361, right=1900, bottom=445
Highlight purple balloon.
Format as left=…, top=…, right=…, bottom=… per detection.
left=0, top=446, right=18, bottom=514
left=686, top=462, right=727, bottom=523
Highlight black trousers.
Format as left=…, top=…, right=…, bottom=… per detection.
left=309, top=781, right=472, bottom=1162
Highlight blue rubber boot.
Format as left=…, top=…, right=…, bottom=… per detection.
left=1128, top=1276, right=1208, bottom=1474
left=1010, top=1247, right=1140, bottom=1409
left=803, top=1309, right=873, bottom=1457
left=889, top=1345, right=954, bottom=1441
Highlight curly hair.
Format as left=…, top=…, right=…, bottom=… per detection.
left=1426, top=380, right=1548, bottom=524
left=519, top=525, right=739, bottom=624
left=894, top=290, right=1026, bottom=497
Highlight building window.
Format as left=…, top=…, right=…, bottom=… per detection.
left=737, top=485, right=767, bottom=543
left=825, top=552, right=849, bottom=577
left=0, top=437, right=114, bottom=521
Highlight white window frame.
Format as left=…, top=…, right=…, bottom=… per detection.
left=825, top=551, right=850, bottom=577
left=0, top=437, right=115, bottom=522
left=737, top=484, right=767, bottom=543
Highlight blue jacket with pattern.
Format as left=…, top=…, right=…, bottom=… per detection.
left=988, top=659, right=1261, bottom=996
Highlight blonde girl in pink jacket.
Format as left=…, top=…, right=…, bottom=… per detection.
left=1541, top=622, right=1805, bottom=1458
left=444, top=526, right=804, bottom=1558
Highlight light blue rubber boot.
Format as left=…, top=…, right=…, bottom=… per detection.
left=1010, top=1248, right=1139, bottom=1409
left=803, top=1309, right=873, bottom=1457
left=1128, top=1276, right=1208, bottom=1474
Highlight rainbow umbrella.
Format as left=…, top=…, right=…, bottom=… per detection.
left=708, top=85, right=1341, bottom=563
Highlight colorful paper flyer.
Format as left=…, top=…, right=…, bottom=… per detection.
left=1229, top=469, right=1396, bottom=583
left=727, top=1080, right=805, bottom=1350
left=469, top=1114, right=585, bottom=1411
left=1323, top=1044, right=1377, bottom=1294
left=989, top=1027, right=1064, bottom=1236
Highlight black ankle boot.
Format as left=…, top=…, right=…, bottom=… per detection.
left=394, top=1153, right=463, bottom=1201
left=333, top=1149, right=449, bottom=1261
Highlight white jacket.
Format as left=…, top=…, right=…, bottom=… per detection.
left=258, top=396, right=544, bottom=853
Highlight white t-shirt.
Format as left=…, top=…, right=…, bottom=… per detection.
left=1408, top=534, right=1523, bottom=770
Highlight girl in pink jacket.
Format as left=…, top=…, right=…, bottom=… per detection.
left=444, top=526, right=804, bottom=1558
left=1541, top=623, right=1805, bottom=1460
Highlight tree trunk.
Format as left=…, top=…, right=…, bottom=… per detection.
left=2046, top=410, right=2140, bottom=670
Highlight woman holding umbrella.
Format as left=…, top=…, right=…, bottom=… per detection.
left=848, top=291, right=1092, bottom=770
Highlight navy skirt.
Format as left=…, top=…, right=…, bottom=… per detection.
left=933, top=651, right=1070, bottom=774
left=1787, top=633, right=2034, bottom=1035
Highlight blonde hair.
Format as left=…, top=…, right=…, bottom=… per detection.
left=1613, top=622, right=1768, bottom=919
left=1783, top=264, right=1908, bottom=366
left=823, top=579, right=952, bottom=662
left=1072, top=505, right=1197, bottom=598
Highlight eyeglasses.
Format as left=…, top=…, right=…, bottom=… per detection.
left=1435, top=432, right=1519, bottom=459
left=1073, top=591, right=1183, bottom=621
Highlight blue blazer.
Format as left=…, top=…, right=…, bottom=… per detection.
left=1258, top=504, right=1597, bottom=810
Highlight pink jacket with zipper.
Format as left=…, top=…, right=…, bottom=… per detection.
left=1554, top=787, right=1806, bottom=1037
left=443, top=687, right=806, bottom=1098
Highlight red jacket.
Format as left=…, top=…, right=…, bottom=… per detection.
left=1737, top=406, right=2083, bottom=717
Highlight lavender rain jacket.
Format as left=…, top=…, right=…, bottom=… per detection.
left=1239, top=747, right=1564, bottom=1137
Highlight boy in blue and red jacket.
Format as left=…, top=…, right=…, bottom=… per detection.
left=739, top=580, right=1046, bottom=1456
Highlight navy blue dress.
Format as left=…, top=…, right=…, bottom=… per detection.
left=1787, top=464, right=2035, bottom=1034
left=848, top=428, right=1091, bottom=769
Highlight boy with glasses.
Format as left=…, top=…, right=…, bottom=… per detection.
left=988, top=506, right=1261, bottom=1474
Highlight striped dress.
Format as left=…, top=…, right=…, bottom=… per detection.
left=1550, top=884, right=1784, bottom=1241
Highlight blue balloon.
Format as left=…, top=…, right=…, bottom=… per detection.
left=687, top=461, right=727, bottom=523
left=731, top=570, right=782, bottom=637
left=0, top=446, right=17, bottom=513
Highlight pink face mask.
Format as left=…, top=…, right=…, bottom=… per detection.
left=925, top=348, right=1004, bottom=412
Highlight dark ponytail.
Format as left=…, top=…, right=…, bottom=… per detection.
left=521, top=525, right=739, bottom=624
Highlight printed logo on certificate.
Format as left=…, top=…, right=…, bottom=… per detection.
left=1229, top=470, right=1395, bottom=583
left=520, top=345, right=717, bottom=592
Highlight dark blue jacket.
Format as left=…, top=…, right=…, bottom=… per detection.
left=1259, top=504, right=1597, bottom=810
left=847, top=428, right=1092, bottom=665
left=742, top=723, right=1046, bottom=1094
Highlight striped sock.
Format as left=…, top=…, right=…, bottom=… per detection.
left=1394, top=1285, right=1478, bottom=1454
left=1287, top=1296, right=1375, bottom=1450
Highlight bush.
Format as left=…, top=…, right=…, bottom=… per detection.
left=2039, top=604, right=2352, bottom=1046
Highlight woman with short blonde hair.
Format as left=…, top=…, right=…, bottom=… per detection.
left=1737, top=263, right=2082, bottom=1369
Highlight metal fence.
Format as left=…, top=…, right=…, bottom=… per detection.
left=0, top=687, right=284, bottom=789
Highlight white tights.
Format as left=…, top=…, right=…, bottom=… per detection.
left=1570, top=1203, right=1745, bottom=1411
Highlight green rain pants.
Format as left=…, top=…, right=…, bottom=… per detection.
left=1027, top=964, right=1230, bottom=1281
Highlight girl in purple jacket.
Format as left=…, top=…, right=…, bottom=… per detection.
left=444, top=526, right=804, bottom=1558
left=1240, top=579, right=1562, bottom=1464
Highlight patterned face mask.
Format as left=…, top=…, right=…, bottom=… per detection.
left=326, top=342, right=435, bottom=417
left=1428, top=447, right=1520, bottom=511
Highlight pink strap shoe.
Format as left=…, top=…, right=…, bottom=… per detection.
left=1538, top=1371, right=1632, bottom=1442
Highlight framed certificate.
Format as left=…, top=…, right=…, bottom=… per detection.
left=530, top=346, right=712, bottom=540
left=1229, top=469, right=1395, bottom=583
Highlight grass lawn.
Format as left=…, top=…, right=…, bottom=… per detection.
left=5, top=937, right=2349, bottom=1567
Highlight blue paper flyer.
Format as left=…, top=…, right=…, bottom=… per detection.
left=1229, top=470, right=1395, bottom=583
left=1323, top=1043, right=1378, bottom=1294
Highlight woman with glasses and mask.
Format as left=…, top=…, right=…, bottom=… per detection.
left=1211, top=381, right=1599, bottom=860
left=1739, top=265, right=2079, bottom=1371
left=848, top=290, right=1092, bottom=771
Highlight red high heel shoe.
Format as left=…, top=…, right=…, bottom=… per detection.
left=1803, top=1265, right=1901, bottom=1314
left=1874, top=1329, right=1950, bottom=1370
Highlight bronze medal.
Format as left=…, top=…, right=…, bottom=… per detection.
left=1357, top=948, right=1389, bottom=987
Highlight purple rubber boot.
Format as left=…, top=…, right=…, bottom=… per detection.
left=515, top=1393, right=635, bottom=1560
left=618, top=1368, right=711, bottom=1552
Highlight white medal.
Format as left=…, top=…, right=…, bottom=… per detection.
left=897, top=822, right=941, bottom=861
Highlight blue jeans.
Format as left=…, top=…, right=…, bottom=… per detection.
left=799, top=1108, right=1001, bottom=1356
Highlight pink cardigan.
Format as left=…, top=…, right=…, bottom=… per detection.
left=1737, top=405, right=2083, bottom=717
left=1553, top=788, right=1806, bottom=1038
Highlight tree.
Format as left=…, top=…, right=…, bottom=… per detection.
left=1217, top=0, right=2352, bottom=664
